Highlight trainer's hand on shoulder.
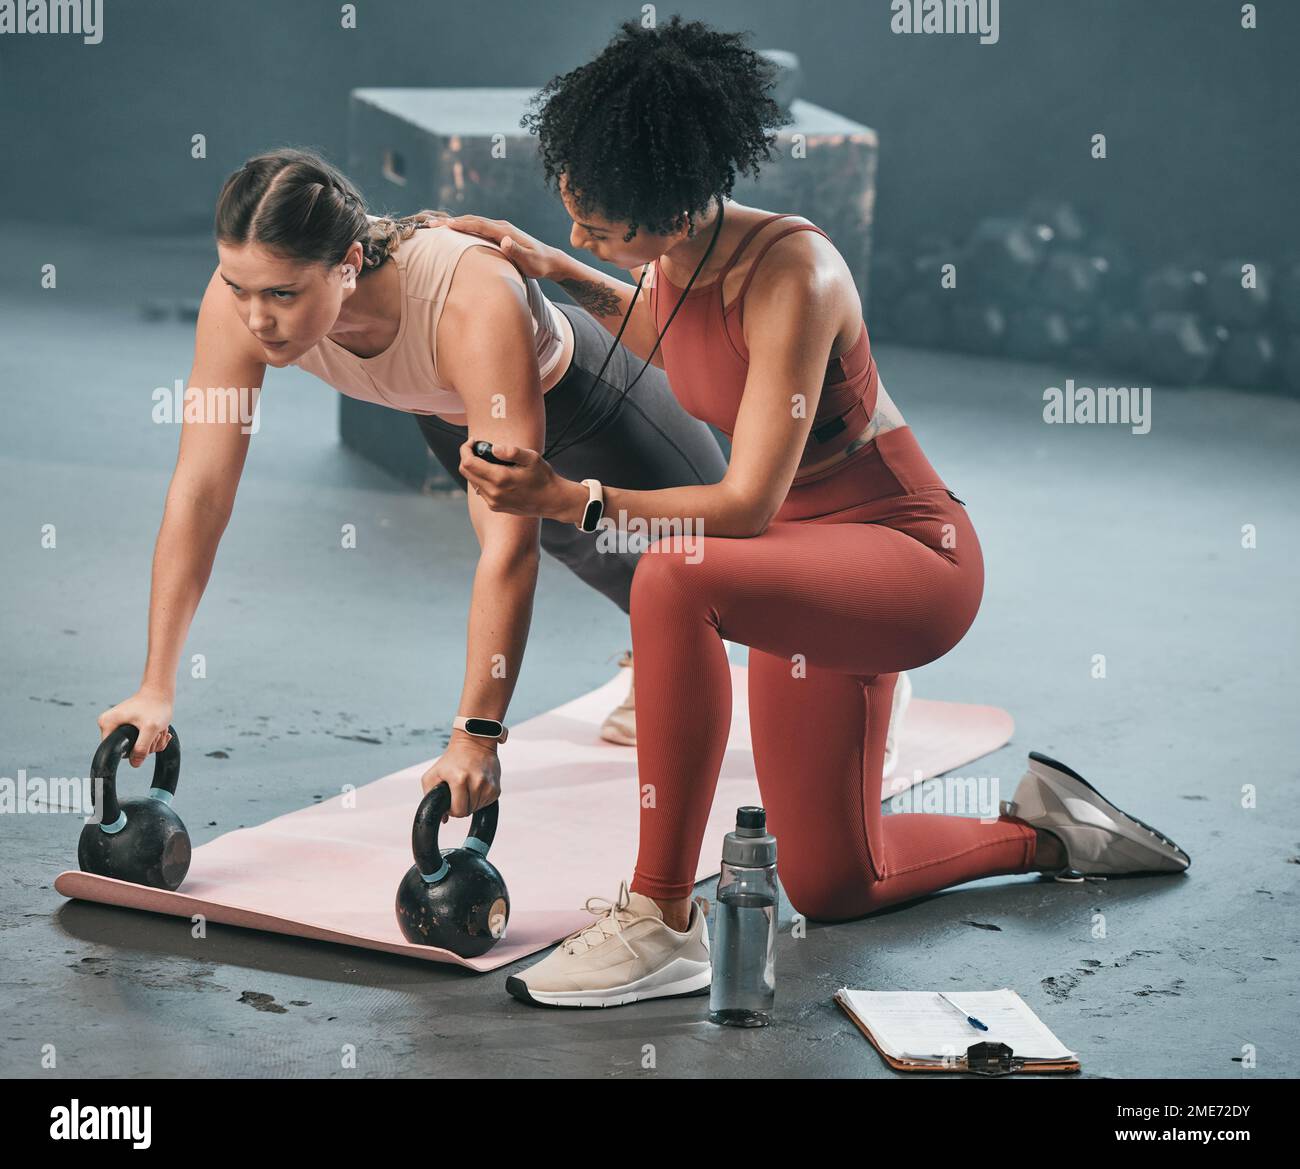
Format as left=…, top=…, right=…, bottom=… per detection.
left=420, top=732, right=501, bottom=824
left=431, top=214, right=561, bottom=281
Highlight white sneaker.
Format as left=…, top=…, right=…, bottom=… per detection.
left=882, top=670, right=912, bottom=777
left=1000, top=751, right=1191, bottom=879
left=505, top=879, right=712, bottom=1008
left=599, top=650, right=635, bottom=746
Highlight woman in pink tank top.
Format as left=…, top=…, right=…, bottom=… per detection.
left=96, top=145, right=734, bottom=823
left=445, top=18, right=1188, bottom=1010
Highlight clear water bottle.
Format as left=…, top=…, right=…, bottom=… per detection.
left=709, top=806, right=778, bottom=1027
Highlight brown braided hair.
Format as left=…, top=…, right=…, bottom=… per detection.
left=214, top=146, right=448, bottom=273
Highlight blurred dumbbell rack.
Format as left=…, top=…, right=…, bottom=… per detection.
left=869, top=199, right=1300, bottom=396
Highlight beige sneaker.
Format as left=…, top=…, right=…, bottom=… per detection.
left=599, top=650, right=636, bottom=745
left=882, top=669, right=912, bottom=778
left=505, top=879, right=712, bottom=1008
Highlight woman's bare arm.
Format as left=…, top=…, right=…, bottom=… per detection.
left=433, top=247, right=551, bottom=729
left=549, top=250, right=665, bottom=369
left=140, top=266, right=266, bottom=697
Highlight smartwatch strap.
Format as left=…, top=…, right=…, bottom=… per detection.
left=453, top=715, right=509, bottom=744
left=576, top=478, right=605, bottom=533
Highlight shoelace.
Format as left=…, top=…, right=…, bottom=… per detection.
left=562, top=878, right=641, bottom=958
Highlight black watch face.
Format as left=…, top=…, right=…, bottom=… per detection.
left=581, top=499, right=603, bottom=532
left=463, top=718, right=502, bottom=737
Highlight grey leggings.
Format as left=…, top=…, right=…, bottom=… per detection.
left=415, top=300, right=728, bottom=614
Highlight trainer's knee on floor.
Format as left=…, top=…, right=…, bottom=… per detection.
left=781, top=867, right=884, bottom=923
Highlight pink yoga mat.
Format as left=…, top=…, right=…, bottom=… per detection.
left=55, top=666, right=1013, bottom=972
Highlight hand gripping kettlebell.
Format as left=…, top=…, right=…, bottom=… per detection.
left=395, top=782, right=509, bottom=957
left=78, top=724, right=191, bottom=891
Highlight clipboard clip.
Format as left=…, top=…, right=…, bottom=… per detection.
left=963, top=1041, right=1025, bottom=1077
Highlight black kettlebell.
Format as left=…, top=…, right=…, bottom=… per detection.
left=395, top=782, right=509, bottom=957
left=78, top=724, right=191, bottom=891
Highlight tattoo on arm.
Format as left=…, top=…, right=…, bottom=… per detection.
left=559, top=278, right=623, bottom=319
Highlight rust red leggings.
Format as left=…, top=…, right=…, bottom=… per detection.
left=627, top=426, right=1038, bottom=920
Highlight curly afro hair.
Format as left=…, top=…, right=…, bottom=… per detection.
left=521, top=15, right=790, bottom=241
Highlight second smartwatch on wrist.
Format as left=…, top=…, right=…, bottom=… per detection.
left=453, top=715, right=509, bottom=744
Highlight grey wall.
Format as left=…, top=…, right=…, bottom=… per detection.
left=2, top=0, right=1295, bottom=261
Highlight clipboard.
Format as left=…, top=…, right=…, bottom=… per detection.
left=834, top=992, right=1082, bottom=1076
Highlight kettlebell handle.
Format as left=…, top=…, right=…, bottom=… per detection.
left=412, top=781, right=499, bottom=881
left=90, top=724, right=181, bottom=829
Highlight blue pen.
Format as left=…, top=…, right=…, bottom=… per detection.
left=937, top=991, right=989, bottom=1031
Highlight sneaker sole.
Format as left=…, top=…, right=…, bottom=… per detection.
left=506, top=957, right=711, bottom=1009
left=1020, top=751, right=1191, bottom=875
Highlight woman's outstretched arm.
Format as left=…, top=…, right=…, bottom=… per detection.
left=418, top=246, right=550, bottom=813
left=99, top=267, right=266, bottom=765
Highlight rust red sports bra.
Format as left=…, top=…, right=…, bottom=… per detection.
left=650, top=212, right=878, bottom=472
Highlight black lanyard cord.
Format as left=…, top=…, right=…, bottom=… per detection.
left=541, top=198, right=726, bottom=461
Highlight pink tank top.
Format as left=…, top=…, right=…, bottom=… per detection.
left=650, top=213, right=878, bottom=471
left=291, top=222, right=568, bottom=416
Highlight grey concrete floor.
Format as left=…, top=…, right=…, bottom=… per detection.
left=2, top=225, right=1296, bottom=1079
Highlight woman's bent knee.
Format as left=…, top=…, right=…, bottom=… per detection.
left=630, top=541, right=699, bottom=606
